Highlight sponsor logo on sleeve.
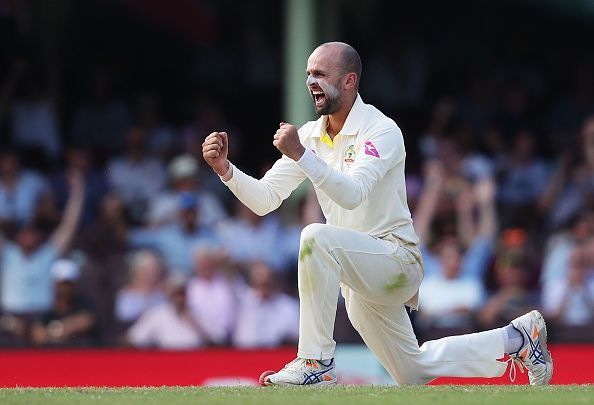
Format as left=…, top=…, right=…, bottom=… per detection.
left=364, top=141, right=380, bottom=158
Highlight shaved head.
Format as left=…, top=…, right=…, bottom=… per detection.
left=315, top=42, right=362, bottom=88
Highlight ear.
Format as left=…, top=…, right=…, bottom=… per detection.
left=343, top=73, right=357, bottom=90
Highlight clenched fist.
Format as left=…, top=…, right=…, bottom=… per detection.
left=202, top=132, right=230, bottom=176
left=273, top=123, right=305, bottom=161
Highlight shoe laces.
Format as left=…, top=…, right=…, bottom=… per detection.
left=506, top=356, right=526, bottom=382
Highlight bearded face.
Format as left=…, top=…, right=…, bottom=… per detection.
left=306, top=74, right=343, bottom=115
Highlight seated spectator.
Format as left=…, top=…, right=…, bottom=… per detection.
left=0, top=171, right=84, bottom=317
left=114, top=250, right=166, bottom=324
left=107, top=126, right=166, bottom=223
left=541, top=209, right=594, bottom=285
left=0, top=150, right=48, bottom=230
left=478, top=250, right=539, bottom=329
left=127, top=275, right=207, bottom=349
left=148, top=154, right=227, bottom=228
left=418, top=236, right=485, bottom=329
left=232, top=263, right=299, bottom=348
left=186, top=245, right=236, bottom=345
left=542, top=237, right=594, bottom=327
left=76, top=192, right=130, bottom=341
left=130, top=193, right=218, bottom=274
left=31, top=259, right=97, bottom=346
left=217, top=200, right=287, bottom=272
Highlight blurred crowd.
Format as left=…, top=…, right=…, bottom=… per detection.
left=1, top=0, right=594, bottom=349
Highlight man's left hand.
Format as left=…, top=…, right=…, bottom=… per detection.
left=273, top=123, right=305, bottom=161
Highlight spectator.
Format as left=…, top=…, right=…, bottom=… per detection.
left=0, top=170, right=84, bottom=316
left=540, top=209, right=594, bottom=285
left=232, top=262, right=299, bottom=348
left=114, top=250, right=166, bottom=324
left=107, top=126, right=166, bottom=223
left=478, top=250, right=539, bottom=329
left=0, top=150, right=48, bottom=229
left=542, top=237, right=594, bottom=328
left=130, top=193, right=218, bottom=274
left=418, top=236, right=485, bottom=329
left=127, top=275, right=207, bottom=349
left=415, top=164, right=496, bottom=331
left=31, top=259, right=97, bottom=346
left=217, top=200, right=287, bottom=272
left=148, top=154, right=227, bottom=228
left=76, top=192, right=130, bottom=341
left=186, top=245, right=236, bottom=345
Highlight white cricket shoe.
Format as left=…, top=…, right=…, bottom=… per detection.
left=508, top=310, right=553, bottom=385
left=260, top=358, right=337, bottom=386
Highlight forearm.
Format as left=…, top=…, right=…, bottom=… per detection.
left=61, top=313, right=95, bottom=337
left=477, top=201, right=497, bottom=237
left=456, top=205, right=475, bottom=249
left=51, top=184, right=84, bottom=253
left=413, top=185, right=442, bottom=243
left=222, top=160, right=305, bottom=216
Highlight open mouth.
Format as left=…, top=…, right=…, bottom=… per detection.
left=312, top=90, right=326, bottom=107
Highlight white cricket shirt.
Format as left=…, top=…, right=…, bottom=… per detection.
left=221, top=94, right=419, bottom=245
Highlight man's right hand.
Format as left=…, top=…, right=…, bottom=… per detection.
left=202, top=131, right=230, bottom=176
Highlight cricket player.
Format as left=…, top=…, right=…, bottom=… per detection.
left=202, top=42, right=553, bottom=386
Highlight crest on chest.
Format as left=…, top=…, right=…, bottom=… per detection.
left=344, top=144, right=356, bottom=168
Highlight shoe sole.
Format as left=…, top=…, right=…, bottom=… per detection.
left=259, top=370, right=337, bottom=387
left=531, top=310, right=554, bottom=385
left=265, top=379, right=337, bottom=387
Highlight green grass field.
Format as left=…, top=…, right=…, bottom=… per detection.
left=0, top=385, right=592, bottom=405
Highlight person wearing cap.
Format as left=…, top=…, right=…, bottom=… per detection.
left=30, top=259, right=97, bottom=346
left=147, top=154, right=226, bottom=228
left=129, top=191, right=219, bottom=274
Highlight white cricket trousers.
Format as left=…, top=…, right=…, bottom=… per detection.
left=296, top=223, right=508, bottom=385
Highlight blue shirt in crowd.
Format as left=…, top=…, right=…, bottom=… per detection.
left=0, top=242, right=58, bottom=314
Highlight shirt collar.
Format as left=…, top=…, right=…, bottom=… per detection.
left=311, top=93, right=367, bottom=138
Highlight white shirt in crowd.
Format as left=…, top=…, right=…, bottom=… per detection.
left=127, top=302, right=204, bottom=349
left=232, top=289, right=299, bottom=348
left=542, top=278, right=594, bottom=326
left=186, top=276, right=236, bottom=344
left=419, top=275, right=484, bottom=327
